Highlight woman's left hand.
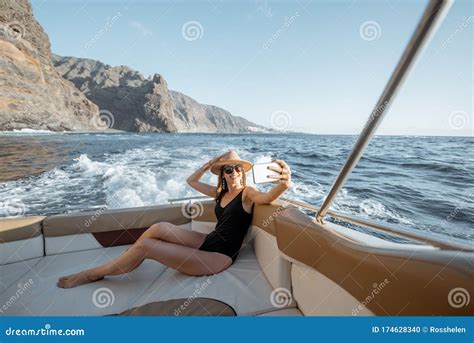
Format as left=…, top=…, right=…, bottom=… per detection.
left=268, top=159, right=292, bottom=187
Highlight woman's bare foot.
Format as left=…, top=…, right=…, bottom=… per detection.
left=57, top=271, right=104, bottom=289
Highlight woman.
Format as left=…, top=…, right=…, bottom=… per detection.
left=57, top=150, right=291, bottom=288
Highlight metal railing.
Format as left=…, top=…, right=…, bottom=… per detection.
left=315, top=0, right=453, bottom=224
left=167, top=1, right=467, bottom=252
left=168, top=195, right=211, bottom=203
left=281, top=197, right=474, bottom=252
left=167, top=194, right=473, bottom=251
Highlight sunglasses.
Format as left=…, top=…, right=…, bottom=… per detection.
left=222, top=164, right=243, bottom=174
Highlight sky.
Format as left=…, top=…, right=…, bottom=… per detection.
left=31, top=0, right=473, bottom=136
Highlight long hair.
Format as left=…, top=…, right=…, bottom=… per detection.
left=215, top=167, right=247, bottom=202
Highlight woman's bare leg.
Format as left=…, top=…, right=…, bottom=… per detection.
left=57, top=222, right=213, bottom=288
left=92, top=222, right=208, bottom=276
left=138, top=238, right=232, bottom=276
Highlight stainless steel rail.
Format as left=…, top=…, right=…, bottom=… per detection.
left=315, top=0, right=453, bottom=224
left=168, top=195, right=211, bottom=203
left=168, top=1, right=461, bottom=251
left=167, top=194, right=473, bottom=251
left=281, top=197, right=474, bottom=252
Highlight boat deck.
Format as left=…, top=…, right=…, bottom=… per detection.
left=1, top=202, right=472, bottom=317
left=0, top=223, right=300, bottom=316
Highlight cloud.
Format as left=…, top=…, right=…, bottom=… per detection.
left=129, top=20, right=152, bottom=37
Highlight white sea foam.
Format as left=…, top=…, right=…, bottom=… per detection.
left=0, top=133, right=470, bottom=243
left=334, top=189, right=414, bottom=226
left=75, top=154, right=159, bottom=208
left=0, top=145, right=415, bottom=231
left=72, top=152, right=217, bottom=209
left=232, top=151, right=412, bottom=227
left=15, top=128, right=55, bottom=134
left=1, top=128, right=55, bottom=134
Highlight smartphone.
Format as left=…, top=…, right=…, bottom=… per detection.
left=252, top=162, right=282, bottom=184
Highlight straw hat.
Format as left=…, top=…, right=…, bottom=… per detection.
left=210, top=150, right=252, bottom=175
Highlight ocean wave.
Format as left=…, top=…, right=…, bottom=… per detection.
left=1, top=128, right=56, bottom=135
left=332, top=189, right=415, bottom=226
left=294, top=151, right=331, bottom=160
left=399, top=162, right=468, bottom=175
left=74, top=153, right=194, bottom=209
left=0, top=134, right=472, bottom=242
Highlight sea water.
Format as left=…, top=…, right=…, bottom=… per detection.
left=0, top=132, right=472, bottom=242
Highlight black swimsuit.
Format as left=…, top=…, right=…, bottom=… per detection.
left=198, top=188, right=254, bottom=263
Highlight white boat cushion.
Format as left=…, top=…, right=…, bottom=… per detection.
left=45, top=233, right=103, bottom=255
left=0, top=257, right=42, bottom=295
left=131, top=242, right=285, bottom=315
left=252, top=226, right=292, bottom=291
left=191, top=220, right=215, bottom=234
left=291, top=262, right=374, bottom=316
left=1, top=226, right=296, bottom=316
left=44, top=223, right=192, bottom=256
left=0, top=235, right=44, bottom=265
left=0, top=245, right=167, bottom=316
left=178, top=222, right=191, bottom=230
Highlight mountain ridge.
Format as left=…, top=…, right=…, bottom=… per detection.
left=0, top=0, right=268, bottom=133
left=52, top=54, right=266, bottom=133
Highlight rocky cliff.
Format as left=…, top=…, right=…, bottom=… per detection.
left=52, top=54, right=264, bottom=133
left=170, top=91, right=258, bottom=133
left=0, top=0, right=265, bottom=133
left=0, top=0, right=101, bottom=131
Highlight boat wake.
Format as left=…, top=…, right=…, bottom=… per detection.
left=0, top=133, right=471, bottom=242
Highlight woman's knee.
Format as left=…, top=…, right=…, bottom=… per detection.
left=128, top=239, right=146, bottom=254
left=140, top=222, right=170, bottom=240
left=148, top=222, right=163, bottom=233
left=136, top=237, right=161, bottom=253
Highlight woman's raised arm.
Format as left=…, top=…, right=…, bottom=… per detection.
left=186, top=152, right=228, bottom=197
left=246, top=159, right=292, bottom=204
